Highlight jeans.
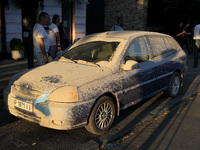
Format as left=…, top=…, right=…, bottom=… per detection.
left=49, top=46, right=58, bottom=59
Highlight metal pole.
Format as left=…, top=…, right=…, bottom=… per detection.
left=28, top=41, right=34, bottom=69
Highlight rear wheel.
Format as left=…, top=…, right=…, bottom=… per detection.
left=165, top=72, right=181, bottom=97
left=85, top=96, right=116, bottom=135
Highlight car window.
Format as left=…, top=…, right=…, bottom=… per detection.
left=166, top=37, right=181, bottom=51
left=125, top=37, right=149, bottom=63
left=61, top=41, right=120, bottom=63
left=146, top=36, right=167, bottom=58
left=163, top=37, right=171, bottom=52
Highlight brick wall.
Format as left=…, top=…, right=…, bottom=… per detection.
left=104, top=0, right=148, bottom=31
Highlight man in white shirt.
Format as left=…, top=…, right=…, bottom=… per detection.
left=33, top=12, right=49, bottom=66
left=110, top=17, right=124, bottom=31
left=194, top=24, right=200, bottom=48
left=193, top=24, right=200, bottom=68
left=47, top=14, right=61, bottom=59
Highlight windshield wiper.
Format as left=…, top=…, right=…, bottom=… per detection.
left=59, top=57, right=77, bottom=63
left=75, top=60, right=100, bottom=67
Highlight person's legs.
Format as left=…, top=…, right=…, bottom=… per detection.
left=34, top=52, right=45, bottom=66
left=194, top=40, right=200, bottom=68
left=49, top=46, right=58, bottom=59
left=182, top=39, right=191, bottom=54
left=185, top=39, right=192, bottom=54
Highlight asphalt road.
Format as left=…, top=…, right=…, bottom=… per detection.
left=112, top=93, right=200, bottom=150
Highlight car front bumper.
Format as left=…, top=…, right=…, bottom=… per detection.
left=3, top=86, right=94, bottom=130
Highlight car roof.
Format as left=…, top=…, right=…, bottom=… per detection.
left=87, top=31, right=170, bottom=40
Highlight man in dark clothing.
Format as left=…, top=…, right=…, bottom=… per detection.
left=176, top=22, right=184, bottom=46
left=176, top=22, right=192, bottom=55
left=182, top=23, right=192, bottom=55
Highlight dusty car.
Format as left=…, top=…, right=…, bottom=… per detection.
left=3, top=31, right=187, bottom=135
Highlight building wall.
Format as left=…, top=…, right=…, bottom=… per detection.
left=5, top=1, right=22, bottom=52
left=39, top=0, right=62, bottom=22
left=75, top=0, right=86, bottom=39
left=3, top=0, right=86, bottom=53
left=104, top=0, right=148, bottom=31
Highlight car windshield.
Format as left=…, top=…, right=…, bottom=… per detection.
left=59, top=41, right=120, bottom=64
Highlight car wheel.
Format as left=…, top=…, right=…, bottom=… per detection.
left=85, top=96, right=116, bottom=135
left=165, top=72, right=181, bottom=97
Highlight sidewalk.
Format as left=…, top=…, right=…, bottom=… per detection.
left=0, top=59, right=28, bottom=97
left=0, top=59, right=38, bottom=98
left=113, top=92, right=200, bottom=150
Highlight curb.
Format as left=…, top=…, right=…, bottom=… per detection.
left=83, top=89, right=200, bottom=150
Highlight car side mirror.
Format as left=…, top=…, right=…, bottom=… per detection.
left=122, top=60, right=139, bottom=71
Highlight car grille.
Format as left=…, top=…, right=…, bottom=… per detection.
left=11, top=85, right=42, bottom=101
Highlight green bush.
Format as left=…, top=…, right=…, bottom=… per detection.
left=10, top=38, right=24, bottom=51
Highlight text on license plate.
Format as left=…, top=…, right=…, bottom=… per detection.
left=14, top=99, right=33, bottom=112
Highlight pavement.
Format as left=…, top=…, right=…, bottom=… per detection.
left=112, top=92, right=200, bottom=150
left=0, top=59, right=38, bottom=98
left=0, top=55, right=200, bottom=150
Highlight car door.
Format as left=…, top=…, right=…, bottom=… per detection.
left=118, top=37, right=157, bottom=109
left=146, top=36, right=178, bottom=92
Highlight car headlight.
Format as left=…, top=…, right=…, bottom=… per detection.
left=47, top=86, right=79, bottom=102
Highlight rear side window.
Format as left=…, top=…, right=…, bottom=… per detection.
left=165, top=37, right=181, bottom=51
left=146, top=36, right=167, bottom=58
left=125, top=37, right=149, bottom=63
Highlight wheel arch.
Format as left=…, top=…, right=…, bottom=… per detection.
left=174, top=69, right=183, bottom=86
left=86, top=92, right=120, bottom=124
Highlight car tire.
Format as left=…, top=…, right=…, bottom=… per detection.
left=85, top=96, right=116, bottom=135
left=165, top=72, right=181, bottom=97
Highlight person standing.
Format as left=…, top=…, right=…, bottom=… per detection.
left=182, top=22, right=192, bottom=55
left=52, top=14, right=60, bottom=26
left=110, top=17, right=124, bottom=31
left=176, top=22, right=192, bottom=55
left=193, top=24, right=200, bottom=49
left=48, top=14, right=61, bottom=59
left=33, top=12, right=49, bottom=66
left=58, top=22, right=70, bottom=50
left=193, top=24, right=200, bottom=67
left=176, top=22, right=184, bottom=46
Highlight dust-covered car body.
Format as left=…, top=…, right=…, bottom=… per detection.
left=3, top=31, right=187, bottom=133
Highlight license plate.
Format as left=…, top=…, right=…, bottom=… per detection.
left=14, top=99, right=33, bottom=112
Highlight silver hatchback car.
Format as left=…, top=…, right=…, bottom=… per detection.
left=4, top=31, right=187, bottom=135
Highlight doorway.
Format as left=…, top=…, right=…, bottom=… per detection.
left=86, top=0, right=104, bottom=35
left=62, top=1, right=72, bottom=44
left=21, top=0, right=38, bottom=67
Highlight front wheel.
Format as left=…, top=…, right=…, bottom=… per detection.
left=165, top=72, right=181, bottom=97
left=85, top=96, right=116, bottom=135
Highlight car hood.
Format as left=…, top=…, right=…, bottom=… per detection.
left=13, top=61, right=112, bottom=93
